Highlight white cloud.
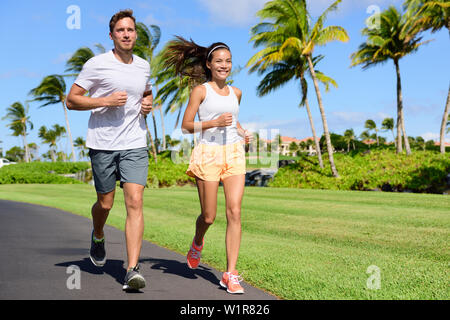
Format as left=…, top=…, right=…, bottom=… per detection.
left=52, top=53, right=73, bottom=65
left=196, top=0, right=268, bottom=26
left=195, top=0, right=404, bottom=26
left=421, top=132, right=440, bottom=141
left=143, top=13, right=161, bottom=25
left=241, top=117, right=311, bottom=138
left=306, top=0, right=403, bottom=17
left=0, top=69, right=40, bottom=79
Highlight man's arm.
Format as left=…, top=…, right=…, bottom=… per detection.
left=66, top=84, right=127, bottom=111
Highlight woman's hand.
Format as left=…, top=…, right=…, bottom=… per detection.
left=238, top=127, right=253, bottom=144
left=215, top=113, right=233, bottom=127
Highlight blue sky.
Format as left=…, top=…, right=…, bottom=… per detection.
left=1, top=0, right=449, bottom=159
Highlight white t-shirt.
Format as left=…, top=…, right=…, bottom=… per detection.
left=75, top=50, right=151, bottom=150
left=198, top=83, right=242, bottom=146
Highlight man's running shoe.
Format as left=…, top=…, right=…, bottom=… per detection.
left=89, top=230, right=106, bottom=267
left=186, top=238, right=204, bottom=269
left=123, top=264, right=146, bottom=291
left=220, top=270, right=245, bottom=294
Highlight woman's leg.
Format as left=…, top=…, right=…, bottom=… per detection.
left=221, top=174, right=245, bottom=272
left=193, top=177, right=220, bottom=246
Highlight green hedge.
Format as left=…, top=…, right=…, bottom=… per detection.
left=0, top=162, right=90, bottom=184
left=269, top=150, right=450, bottom=194
left=147, top=152, right=195, bottom=188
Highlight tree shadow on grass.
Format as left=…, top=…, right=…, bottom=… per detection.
left=406, top=161, right=450, bottom=194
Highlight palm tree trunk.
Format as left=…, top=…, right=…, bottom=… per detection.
left=300, top=74, right=323, bottom=168
left=391, top=129, right=397, bottom=148
left=22, top=134, right=29, bottom=163
left=400, top=110, right=411, bottom=155
left=394, top=60, right=403, bottom=154
left=160, top=108, right=166, bottom=151
left=61, top=100, right=76, bottom=161
left=51, top=149, right=56, bottom=163
left=439, top=84, right=450, bottom=154
left=155, top=84, right=166, bottom=151
left=151, top=110, right=158, bottom=152
left=304, top=98, right=324, bottom=168
left=394, top=59, right=411, bottom=155
left=145, top=115, right=158, bottom=164
left=306, top=55, right=339, bottom=177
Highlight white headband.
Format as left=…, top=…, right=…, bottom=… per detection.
left=207, top=45, right=230, bottom=59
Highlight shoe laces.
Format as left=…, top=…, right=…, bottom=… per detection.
left=229, top=273, right=243, bottom=285
left=189, top=246, right=202, bottom=259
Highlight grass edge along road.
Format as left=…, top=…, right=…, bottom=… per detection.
left=0, top=184, right=448, bottom=300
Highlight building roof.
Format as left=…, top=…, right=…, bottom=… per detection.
left=434, top=141, right=450, bottom=147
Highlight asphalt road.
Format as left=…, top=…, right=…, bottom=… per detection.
left=0, top=200, right=277, bottom=300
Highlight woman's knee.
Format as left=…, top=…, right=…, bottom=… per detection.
left=226, top=206, right=241, bottom=223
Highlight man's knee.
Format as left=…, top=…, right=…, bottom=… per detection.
left=200, top=212, right=216, bottom=226
left=95, top=200, right=114, bottom=212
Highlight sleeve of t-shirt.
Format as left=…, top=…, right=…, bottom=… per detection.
left=145, top=63, right=152, bottom=91
left=74, top=58, right=98, bottom=92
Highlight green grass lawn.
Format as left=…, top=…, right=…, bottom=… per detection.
left=0, top=184, right=448, bottom=300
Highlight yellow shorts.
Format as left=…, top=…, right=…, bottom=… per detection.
left=186, top=142, right=246, bottom=182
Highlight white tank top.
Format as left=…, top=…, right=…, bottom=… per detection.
left=197, top=82, right=242, bottom=146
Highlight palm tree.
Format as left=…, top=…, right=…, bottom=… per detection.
left=2, top=102, right=33, bottom=162
left=134, top=22, right=163, bottom=158
left=351, top=6, right=430, bottom=155
left=247, top=17, right=341, bottom=170
left=153, top=48, right=193, bottom=129
left=38, top=124, right=66, bottom=162
left=364, top=119, right=380, bottom=146
left=65, top=44, right=106, bottom=77
left=360, top=130, right=372, bottom=148
left=249, top=0, right=348, bottom=177
left=343, top=129, right=356, bottom=152
left=381, top=117, right=396, bottom=147
left=74, top=136, right=88, bottom=160
left=404, top=0, right=450, bottom=153
left=29, top=75, right=76, bottom=161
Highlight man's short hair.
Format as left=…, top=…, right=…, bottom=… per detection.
left=109, top=9, right=136, bottom=32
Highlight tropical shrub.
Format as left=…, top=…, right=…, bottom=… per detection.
left=270, top=150, right=450, bottom=194
left=0, top=162, right=90, bottom=184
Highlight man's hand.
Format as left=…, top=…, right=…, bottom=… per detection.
left=105, top=91, right=128, bottom=107
left=141, top=95, right=153, bottom=115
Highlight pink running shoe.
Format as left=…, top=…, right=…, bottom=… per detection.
left=186, top=238, right=204, bottom=269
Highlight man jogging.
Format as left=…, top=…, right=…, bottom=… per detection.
left=66, top=9, right=153, bottom=291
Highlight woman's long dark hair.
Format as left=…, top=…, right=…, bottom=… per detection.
left=162, top=36, right=230, bottom=85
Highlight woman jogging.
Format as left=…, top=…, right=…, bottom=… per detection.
left=163, top=37, right=252, bottom=294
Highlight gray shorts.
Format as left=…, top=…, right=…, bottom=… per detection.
left=89, top=147, right=149, bottom=194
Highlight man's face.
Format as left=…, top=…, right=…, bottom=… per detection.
left=110, top=17, right=137, bottom=52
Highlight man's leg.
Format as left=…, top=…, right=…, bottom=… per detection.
left=92, top=190, right=115, bottom=239
left=123, top=182, right=145, bottom=270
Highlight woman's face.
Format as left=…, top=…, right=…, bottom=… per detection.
left=207, top=49, right=232, bottom=81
